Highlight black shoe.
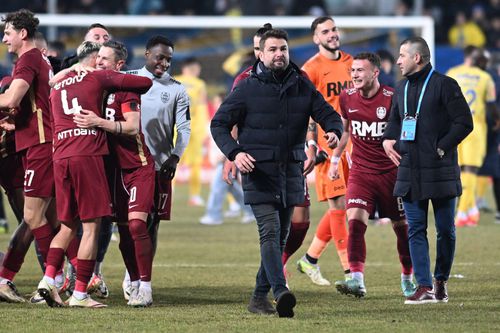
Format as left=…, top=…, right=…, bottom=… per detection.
left=434, top=279, right=448, bottom=303
left=248, top=296, right=276, bottom=315
left=275, top=291, right=296, bottom=318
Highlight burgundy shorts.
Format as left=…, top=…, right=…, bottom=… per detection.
left=54, top=156, right=112, bottom=222
left=114, top=165, right=155, bottom=222
left=295, top=181, right=311, bottom=208
left=346, top=168, right=405, bottom=221
left=154, top=171, right=172, bottom=220
left=0, top=153, right=24, bottom=195
left=20, top=143, right=54, bottom=197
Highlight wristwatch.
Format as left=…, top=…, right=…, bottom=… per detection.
left=437, top=148, right=445, bottom=158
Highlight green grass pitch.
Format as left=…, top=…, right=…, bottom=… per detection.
left=1, top=184, right=499, bottom=332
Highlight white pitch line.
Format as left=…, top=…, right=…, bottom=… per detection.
left=104, top=262, right=500, bottom=269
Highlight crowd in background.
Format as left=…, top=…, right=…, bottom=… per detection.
left=0, top=1, right=498, bottom=45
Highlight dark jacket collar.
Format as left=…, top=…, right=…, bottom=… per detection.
left=406, top=63, right=433, bottom=83
left=251, top=60, right=299, bottom=84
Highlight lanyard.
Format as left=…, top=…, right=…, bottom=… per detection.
left=404, top=68, right=434, bottom=119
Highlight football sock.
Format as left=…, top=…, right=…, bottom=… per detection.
left=457, top=172, right=476, bottom=215
left=74, top=259, right=95, bottom=294
left=392, top=223, right=412, bottom=275
left=476, top=176, right=489, bottom=202
left=347, top=219, right=366, bottom=273
left=140, top=281, right=152, bottom=291
left=131, top=280, right=140, bottom=289
left=305, top=253, right=318, bottom=265
left=66, top=236, right=80, bottom=268
left=314, top=210, right=332, bottom=242
left=0, top=221, right=34, bottom=281
left=282, top=221, right=310, bottom=265
left=189, top=163, right=202, bottom=198
left=352, top=271, right=364, bottom=285
left=94, top=261, right=103, bottom=276
left=329, top=209, right=349, bottom=271
left=401, top=273, right=413, bottom=281
left=73, top=290, right=87, bottom=300
left=129, top=219, right=153, bottom=282
left=31, top=223, right=55, bottom=264
left=45, top=248, right=65, bottom=279
left=118, top=224, right=140, bottom=282
left=43, top=276, right=55, bottom=286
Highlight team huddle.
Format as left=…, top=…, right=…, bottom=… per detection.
left=0, top=8, right=477, bottom=315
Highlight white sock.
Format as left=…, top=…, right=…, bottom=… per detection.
left=401, top=273, right=413, bottom=281
left=352, top=272, right=364, bottom=285
left=0, top=278, right=11, bottom=285
left=43, top=276, right=55, bottom=286
left=73, top=290, right=87, bottom=300
left=140, top=281, right=152, bottom=291
left=124, top=270, right=130, bottom=283
left=131, top=280, right=140, bottom=289
left=55, top=273, right=64, bottom=287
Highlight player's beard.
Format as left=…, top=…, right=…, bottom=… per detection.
left=321, top=39, right=340, bottom=55
left=269, top=57, right=289, bottom=73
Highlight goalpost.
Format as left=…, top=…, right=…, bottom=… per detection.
left=33, top=15, right=435, bottom=61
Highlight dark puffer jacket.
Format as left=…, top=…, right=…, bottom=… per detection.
left=383, top=63, right=473, bottom=201
left=211, top=60, right=343, bottom=207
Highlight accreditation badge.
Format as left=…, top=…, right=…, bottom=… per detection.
left=400, top=116, right=417, bottom=141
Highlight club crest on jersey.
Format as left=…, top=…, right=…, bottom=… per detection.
left=161, top=91, right=170, bottom=103
left=107, top=94, right=115, bottom=105
left=376, top=107, right=387, bottom=119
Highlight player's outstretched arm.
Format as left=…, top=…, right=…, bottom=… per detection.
left=0, top=79, right=29, bottom=110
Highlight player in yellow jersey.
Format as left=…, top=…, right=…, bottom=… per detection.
left=447, top=46, right=497, bottom=226
left=296, top=16, right=353, bottom=286
left=175, top=57, right=209, bottom=206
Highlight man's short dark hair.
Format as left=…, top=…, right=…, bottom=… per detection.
left=48, top=40, right=66, bottom=57
left=310, top=16, right=333, bottom=34
left=259, top=29, right=288, bottom=51
left=400, top=36, right=431, bottom=64
left=146, top=35, right=174, bottom=51
left=102, top=40, right=128, bottom=62
left=255, top=23, right=273, bottom=38
left=376, top=49, right=395, bottom=64
left=354, top=52, right=381, bottom=69
left=87, top=23, right=108, bottom=32
left=2, top=9, right=39, bottom=39
left=181, top=56, right=200, bottom=68
left=463, top=45, right=478, bottom=58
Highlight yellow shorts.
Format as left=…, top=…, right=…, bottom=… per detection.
left=458, top=128, right=486, bottom=167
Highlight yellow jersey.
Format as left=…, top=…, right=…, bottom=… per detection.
left=447, top=64, right=496, bottom=136
left=174, top=74, right=209, bottom=135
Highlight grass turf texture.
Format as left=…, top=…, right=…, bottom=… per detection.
left=1, top=184, right=500, bottom=332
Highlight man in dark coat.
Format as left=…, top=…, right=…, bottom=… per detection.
left=211, top=29, right=342, bottom=318
left=383, top=37, right=473, bottom=305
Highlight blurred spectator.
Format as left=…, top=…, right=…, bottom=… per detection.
left=0, top=1, right=46, bottom=13
left=486, top=17, right=500, bottom=49
left=175, top=57, right=210, bottom=207
left=448, top=10, right=486, bottom=48
left=471, top=4, right=489, bottom=33
left=47, top=41, right=66, bottom=59
left=128, top=0, right=163, bottom=15
left=376, top=49, right=396, bottom=88
left=34, top=32, right=63, bottom=73
left=58, top=0, right=125, bottom=14
left=288, top=0, right=327, bottom=15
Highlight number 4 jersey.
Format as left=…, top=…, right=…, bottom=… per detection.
left=50, top=70, right=152, bottom=160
